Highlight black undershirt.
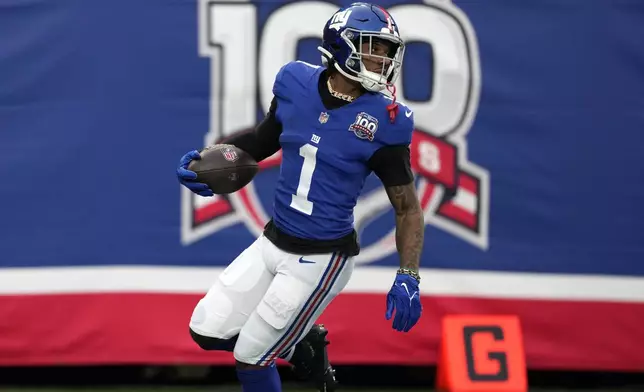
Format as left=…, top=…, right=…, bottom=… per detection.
left=223, top=70, right=413, bottom=256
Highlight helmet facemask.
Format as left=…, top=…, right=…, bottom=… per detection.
left=337, top=28, right=405, bottom=92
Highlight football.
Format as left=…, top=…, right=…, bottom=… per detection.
left=188, top=144, right=258, bottom=195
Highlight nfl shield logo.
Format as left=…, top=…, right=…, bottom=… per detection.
left=221, top=147, right=239, bottom=162
left=318, top=112, right=329, bottom=124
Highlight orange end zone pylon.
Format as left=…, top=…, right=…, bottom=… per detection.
left=436, top=315, right=527, bottom=392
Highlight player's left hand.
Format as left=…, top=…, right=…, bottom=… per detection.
left=385, top=273, right=422, bottom=332
left=177, top=150, right=214, bottom=197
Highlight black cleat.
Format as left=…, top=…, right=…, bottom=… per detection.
left=290, top=324, right=338, bottom=392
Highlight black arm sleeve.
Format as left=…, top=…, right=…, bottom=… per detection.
left=221, top=97, right=282, bottom=162
left=367, top=145, right=414, bottom=187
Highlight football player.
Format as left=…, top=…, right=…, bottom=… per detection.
left=177, top=3, right=423, bottom=392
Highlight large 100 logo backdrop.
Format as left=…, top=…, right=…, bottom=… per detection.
left=183, top=0, right=491, bottom=263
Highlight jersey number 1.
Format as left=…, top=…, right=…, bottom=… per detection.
left=290, top=143, right=318, bottom=215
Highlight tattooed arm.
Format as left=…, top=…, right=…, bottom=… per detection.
left=369, top=145, right=424, bottom=331
left=384, top=182, right=424, bottom=332
left=386, top=183, right=424, bottom=272
left=368, top=145, right=424, bottom=272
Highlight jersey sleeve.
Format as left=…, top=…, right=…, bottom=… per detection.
left=272, top=63, right=291, bottom=101
left=368, top=144, right=413, bottom=187
left=221, top=97, right=282, bottom=163
left=391, top=101, right=414, bottom=145
left=373, top=97, right=415, bottom=147
left=367, top=101, right=415, bottom=186
left=272, top=61, right=300, bottom=102
left=272, top=61, right=321, bottom=102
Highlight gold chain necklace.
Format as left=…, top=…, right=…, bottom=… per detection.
left=327, top=77, right=355, bottom=102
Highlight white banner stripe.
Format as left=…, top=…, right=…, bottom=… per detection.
left=0, top=266, right=642, bottom=303
left=452, top=188, right=477, bottom=213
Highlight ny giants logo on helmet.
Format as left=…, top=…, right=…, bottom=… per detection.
left=329, top=9, right=352, bottom=31
left=181, top=0, right=491, bottom=262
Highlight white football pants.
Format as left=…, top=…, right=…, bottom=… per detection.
left=189, top=234, right=354, bottom=365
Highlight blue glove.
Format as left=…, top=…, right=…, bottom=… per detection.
left=385, top=273, right=422, bottom=332
left=176, top=150, right=214, bottom=197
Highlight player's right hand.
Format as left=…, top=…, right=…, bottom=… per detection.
left=177, top=150, right=214, bottom=197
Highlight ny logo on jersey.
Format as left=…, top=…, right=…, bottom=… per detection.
left=349, top=112, right=378, bottom=142
left=329, top=10, right=352, bottom=31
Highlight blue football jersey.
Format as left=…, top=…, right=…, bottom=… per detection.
left=271, top=61, right=414, bottom=241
